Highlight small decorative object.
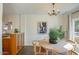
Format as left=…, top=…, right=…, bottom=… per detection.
left=37, top=22, right=47, bottom=34
left=49, top=26, right=64, bottom=44
left=64, top=43, right=73, bottom=50
left=3, top=22, right=12, bottom=33
left=14, top=28, right=19, bottom=33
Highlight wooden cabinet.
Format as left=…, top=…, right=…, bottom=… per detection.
left=2, top=37, right=10, bottom=55
left=3, top=33, right=24, bottom=55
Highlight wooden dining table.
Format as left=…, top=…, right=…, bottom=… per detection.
left=39, top=39, right=74, bottom=55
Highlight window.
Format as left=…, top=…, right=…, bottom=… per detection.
left=73, top=18, right=79, bottom=42
left=73, top=19, right=79, bottom=36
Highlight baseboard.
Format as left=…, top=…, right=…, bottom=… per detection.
left=24, top=44, right=33, bottom=47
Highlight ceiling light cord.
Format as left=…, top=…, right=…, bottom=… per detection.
left=52, top=3, right=55, bottom=8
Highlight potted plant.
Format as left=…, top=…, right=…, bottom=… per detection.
left=49, top=26, right=64, bottom=44
left=14, top=28, right=19, bottom=33
left=58, top=26, right=64, bottom=39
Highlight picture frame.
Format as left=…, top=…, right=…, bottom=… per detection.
left=37, top=22, right=47, bottom=34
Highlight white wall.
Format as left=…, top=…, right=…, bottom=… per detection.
left=58, top=15, right=69, bottom=40
left=3, top=15, right=20, bottom=32
left=0, top=3, right=3, bottom=55
left=3, top=14, right=68, bottom=46
left=23, top=14, right=60, bottom=45
left=24, top=14, right=68, bottom=45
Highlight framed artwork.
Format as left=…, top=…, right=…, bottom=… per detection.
left=37, top=22, right=47, bottom=34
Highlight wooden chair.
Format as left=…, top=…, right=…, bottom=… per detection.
left=32, top=40, right=47, bottom=55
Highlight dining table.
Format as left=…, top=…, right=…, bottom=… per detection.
left=39, top=39, right=74, bottom=55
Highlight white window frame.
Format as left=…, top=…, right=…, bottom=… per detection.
left=72, top=18, right=79, bottom=42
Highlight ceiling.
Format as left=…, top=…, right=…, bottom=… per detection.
left=3, top=3, right=79, bottom=15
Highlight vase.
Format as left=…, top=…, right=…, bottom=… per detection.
left=49, top=39, right=57, bottom=44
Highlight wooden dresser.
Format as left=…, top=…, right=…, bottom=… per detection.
left=2, top=36, right=10, bottom=55
left=2, top=33, right=24, bottom=55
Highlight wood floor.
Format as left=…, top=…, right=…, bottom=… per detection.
left=17, top=46, right=34, bottom=55
left=17, top=46, right=66, bottom=55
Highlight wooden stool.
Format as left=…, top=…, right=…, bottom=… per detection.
left=32, top=40, right=47, bottom=55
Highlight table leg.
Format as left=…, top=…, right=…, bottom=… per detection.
left=39, top=46, right=41, bottom=54
left=66, top=50, right=72, bottom=55
left=46, top=50, right=48, bottom=55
